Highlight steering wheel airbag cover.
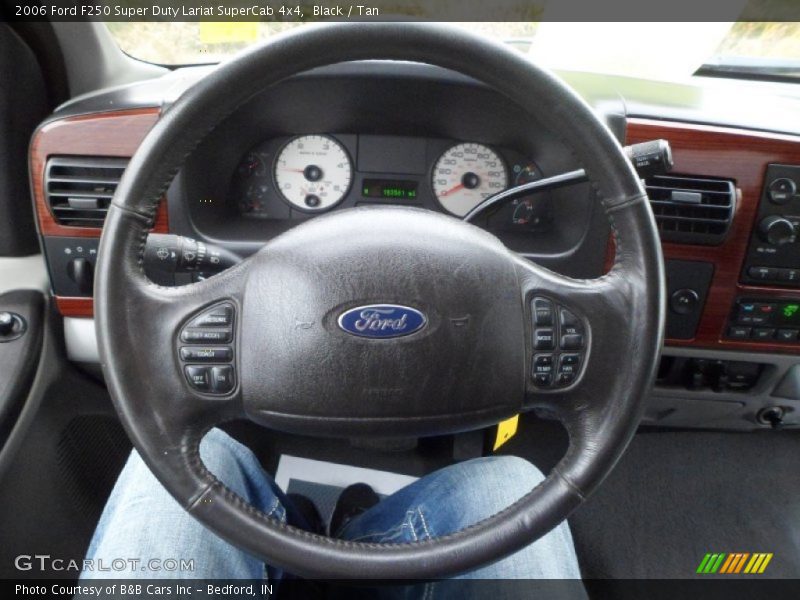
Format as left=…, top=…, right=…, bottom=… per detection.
left=241, top=206, right=524, bottom=437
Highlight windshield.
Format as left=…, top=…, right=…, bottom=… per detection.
left=107, top=22, right=800, bottom=81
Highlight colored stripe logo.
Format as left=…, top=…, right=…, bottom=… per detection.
left=696, top=552, right=773, bottom=574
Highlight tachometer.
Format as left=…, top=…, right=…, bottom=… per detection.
left=432, top=143, right=508, bottom=217
left=274, top=135, right=353, bottom=212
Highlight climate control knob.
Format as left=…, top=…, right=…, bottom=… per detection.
left=759, top=216, right=796, bottom=246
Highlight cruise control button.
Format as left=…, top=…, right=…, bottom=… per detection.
left=179, top=347, right=233, bottom=362
left=533, top=329, right=555, bottom=350
left=533, top=373, right=553, bottom=388
left=185, top=365, right=211, bottom=391
left=191, top=305, right=233, bottom=327
left=777, top=329, right=799, bottom=342
left=210, top=366, right=235, bottom=394
left=560, top=334, right=584, bottom=351
left=532, top=298, right=554, bottom=326
left=181, top=328, right=232, bottom=343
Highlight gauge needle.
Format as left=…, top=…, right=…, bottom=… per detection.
left=440, top=183, right=465, bottom=197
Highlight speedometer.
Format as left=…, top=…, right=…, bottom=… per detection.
left=432, top=143, right=508, bottom=217
left=274, top=135, right=353, bottom=212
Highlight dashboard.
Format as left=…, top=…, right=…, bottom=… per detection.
left=26, top=60, right=800, bottom=430
left=231, top=133, right=543, bottom=224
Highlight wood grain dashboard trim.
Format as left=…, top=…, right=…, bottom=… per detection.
left=55, top=297, right=95, bottom=318
left=626, top=118, right=800, bottom=354
left=31, top=108, right=168, bottom=318
left=30, top=108, right=167, bottom=238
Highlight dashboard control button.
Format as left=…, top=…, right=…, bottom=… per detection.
left=185, top=365, right=211, bottom=391
left=748, top=266, right=778, bottom=281
left=736, top=302, right=756, bottom=324
left=532, top=298, right=554, bottom=326
left=179, top=347, right=233, bottom=362
left=181, top=328, right=232, bottom=343
left=556, top=372, right=576, bottom=386
left=560, top=353, right=581, bottom=368
left=559, top=309, right=583, bottom=335
left=210, top=366, right=235, bottom=394
left=670, top=288, right=699, bottom=315
left=778, top=268, right=800, bottom=283
left=529, top=300, right=587, bottom=389
left=533, top=328, right=555, bottom=350
left=558, top=360, right=579, bottom=378
left=750, top=314, right=771, bottom=326
left=752, top=327, right=776, bottom=340
left=777, top=329, right=799, bottom=342
left=728, top=326, right=751, bottom=340
left=560, top=333, right=584, bottom=351
left=191, top=304, right=233, bottom=327
left=768, top=177, right=796, bottom=205
left=739, top=303, right=774, bottom=326
left=759, top=216, right=796, bottom=246
left=754, top=303, right=776, bottom=315
left=532, top=354, right=554, bottom=377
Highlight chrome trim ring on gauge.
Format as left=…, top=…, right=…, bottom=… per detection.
left=432, top=143, right=508, bottom=217
left=273, top=135, right=353, bottom=212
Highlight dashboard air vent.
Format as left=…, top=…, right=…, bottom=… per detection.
left=45, top=157, right=128, bottom=227
left=644, top=174, right=736, bottom=245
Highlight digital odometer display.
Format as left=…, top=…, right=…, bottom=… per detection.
left=362, top=179, right=418, bottom=200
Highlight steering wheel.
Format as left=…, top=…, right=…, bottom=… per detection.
left=95, top=23, right=664, bottom=579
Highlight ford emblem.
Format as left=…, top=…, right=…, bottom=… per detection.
left=337, top=304, right=427, bottom=339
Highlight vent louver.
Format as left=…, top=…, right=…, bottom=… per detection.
left=45, top=157, right=128, bottom=227
left=645, top=174, right=736, bottom=245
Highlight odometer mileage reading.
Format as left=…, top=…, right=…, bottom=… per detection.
left=362, top=179, right=418, bottom=200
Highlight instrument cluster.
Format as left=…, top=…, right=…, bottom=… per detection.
left=231, top=134, right=549, bottom=231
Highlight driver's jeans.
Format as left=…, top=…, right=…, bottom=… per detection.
left=81, top=429, right=587, bottom=596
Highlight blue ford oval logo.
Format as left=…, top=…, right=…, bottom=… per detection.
left=338, top=304, right=427, bottom=339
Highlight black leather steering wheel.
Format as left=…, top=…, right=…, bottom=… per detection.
left=95, top=23, right=665, bottom=579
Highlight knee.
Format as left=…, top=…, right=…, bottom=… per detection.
left=457, top=455, right=545, bottom=504
left=414, top=456, right=546, bottom=535
left=199, top=428, right=252, bottom=476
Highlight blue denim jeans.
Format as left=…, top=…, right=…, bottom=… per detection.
left=82, top=429, right=585, bottom=591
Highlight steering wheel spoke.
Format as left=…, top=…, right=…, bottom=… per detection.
left=97, top=216, right=250, bottom=445
left=516, top=258, right=632, bottom=410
